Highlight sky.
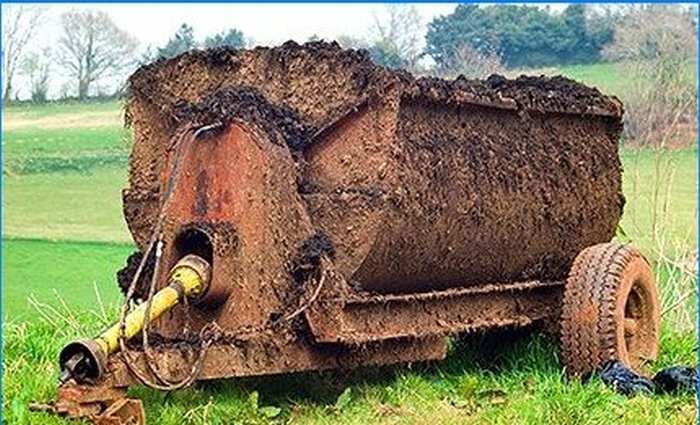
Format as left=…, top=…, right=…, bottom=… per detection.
left=74, top=3, right=460, bottom=47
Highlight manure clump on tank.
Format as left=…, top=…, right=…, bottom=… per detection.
left=291, top=232, right=336, bottom=284
left=116, top=250, right=156, bottom=301
left=172, top=86, right=314, bottom=156
left=126, top=40, right=623, bottom=153
left=403, top=73, right=622, bottom=117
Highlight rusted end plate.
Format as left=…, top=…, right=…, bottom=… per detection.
left=29, top=382, right=143, bottom=425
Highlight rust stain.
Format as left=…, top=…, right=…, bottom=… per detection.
left=193, top=169, right=208, bottom=217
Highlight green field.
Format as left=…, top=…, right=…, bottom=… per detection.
left=3, top=168, right=130, bottom=243
left=2, top=63, right=697, bottom=424
left=2, top=239, right=130, bottom=319
left=542, top=63, right=631, bottom=96
left=619, top=148, right=697, bottom=256
left=541, top=61, right=697, bottom=100
left=4, top=99, right=122, bottom=119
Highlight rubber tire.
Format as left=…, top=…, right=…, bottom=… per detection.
left=560, top=242, right=660, bottom=377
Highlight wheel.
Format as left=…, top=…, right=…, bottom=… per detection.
left=560, top=242, right=660, bottom=376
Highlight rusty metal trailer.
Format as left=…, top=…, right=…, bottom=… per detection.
left=37, top=42, right=660, bottom=424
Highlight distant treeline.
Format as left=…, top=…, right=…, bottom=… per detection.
left=426, top=4, right=614, bottom=70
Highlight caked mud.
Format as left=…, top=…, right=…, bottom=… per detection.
left=121, top=40, right=624, bottom=342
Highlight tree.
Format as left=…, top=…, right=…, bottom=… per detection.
left=335, top=35, right=367, bottom=50
left=584, top=6, right=621, bottom=61
left=157, top=23, right=196, bottom=59
left=555, top=5, right=613, bottom=64
left=603, top=5, right=696, bottom=62
left=369, top=5, right=423, bottom=70
left=426, top=5, right=506, bottom=70
left=20, top=48, right=51, bottom=103
left=603, top=5, right=697, bottom=145
left=2, top=5, right=44, bottom=100
left=368, top=42, right=404, bottom=69
left=138, top=45, right=156, bottom=66
left=204, top=29, right=245, bottom=49
left=425, top=4, right=615, bottom=70
left=435, top=44, right=504, bottom=80
left=57, top=10, right=138, bottom=100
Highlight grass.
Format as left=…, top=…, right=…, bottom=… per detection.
left=2, top=65, right=697, bottom=424
left=4, top=313, right=695, bottom=424
left=2, top=100, right=131, bottom=243
left=618, top=147, right=697, bottom=256
left=3, top=148, right=693, bottom=254
left=543, top=61, right=697, bottom=99
left=514, top=62, right=631, bottom=97
left=2, top=126, right=131, bottom=175
left=553, top=63, right=631, bottom=96
left=3, top=167, right=131, bottom=243
left=3, top=99, right=123, bottom=120
left=2, top=239, right=132, bottom=319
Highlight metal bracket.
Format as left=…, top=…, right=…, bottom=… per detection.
left=30, top=382, right=144, bottom=424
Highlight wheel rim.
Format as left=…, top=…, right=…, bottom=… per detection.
left=621, top=278, right=656, bottom=368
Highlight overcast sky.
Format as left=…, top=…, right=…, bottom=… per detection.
left=26, top=3, right=464, bottom=54
left=71, top=3, right=460, bottom=46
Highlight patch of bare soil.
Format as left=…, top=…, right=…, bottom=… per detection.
left=3, top=110, right=121, bottom=130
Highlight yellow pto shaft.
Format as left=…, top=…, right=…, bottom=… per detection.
left=58, top=254, right=211, bottom=384
left=95, top=257, right=209, bottom=355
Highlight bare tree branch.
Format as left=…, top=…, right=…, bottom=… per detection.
left=370, top=5, right=423, bottom=71
left=435, top=43, right=505, bottom=80
left=57, top=10, right=139, bottom=99
left=20, top=47, right=52, bottom=102
left=2, top=5, right=45, bottom=100
left=603, top=5, right=697, bottom=146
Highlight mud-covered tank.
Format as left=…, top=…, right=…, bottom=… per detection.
left=46, top=45, right=661, bottom=424
left=123, top=41, right=624, bottom=298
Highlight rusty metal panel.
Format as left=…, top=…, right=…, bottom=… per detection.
left=100, top=335, right=446, bottom=388
left=308, top=280, right=563, bottom=343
